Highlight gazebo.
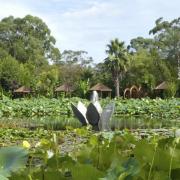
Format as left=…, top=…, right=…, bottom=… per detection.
left=89, top=83, right=112, bottom=98
left=55, top=83, right=74, bottom=97
left=14, top=86, right=31, bottom=97
left=155, top=81, right=167, bottom=90
left=154, top=81, right=167, bottom=98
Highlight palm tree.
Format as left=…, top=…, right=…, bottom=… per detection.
left=105, top=38, right=128, bottom=97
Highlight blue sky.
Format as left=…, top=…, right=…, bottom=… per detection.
left=0, top=0, right=179, bottom=63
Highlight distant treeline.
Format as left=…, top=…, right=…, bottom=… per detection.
left=0, top=15, right=180, bottom=98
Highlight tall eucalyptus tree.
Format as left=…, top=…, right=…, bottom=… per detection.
left=149, top=17, right=180, bottom=79
left=0, top=15, right=61, bottom=65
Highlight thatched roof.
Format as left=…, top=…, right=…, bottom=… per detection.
left=90, top=83, right=112, bottom=92
left=14, top=86, right=31, bottom=93
left=155, top=81, right=167, bottom=90
left=55, top=84, right=74, bottom=92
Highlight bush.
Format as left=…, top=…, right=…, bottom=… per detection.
left=164, top=82, right=177, bottom=98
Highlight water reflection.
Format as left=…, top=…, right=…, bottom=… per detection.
left=111, top=116, right=180, bottom=130
left=0, top=116, right=81, bottom=130
left=0, top=115, right=179, bottom=130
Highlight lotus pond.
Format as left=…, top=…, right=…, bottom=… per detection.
left=0, top=97, right=180, bottom=179
left=0, top=115, right=180, bottom=130
left=0, top=97, right=179, bottom=118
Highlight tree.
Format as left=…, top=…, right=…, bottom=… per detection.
left=126, top=49, right=172, bottom=90
left=149, top=17, right=180, bottom=79
left=125, top=18, right=180, bottom=94
left=35, top=65, right=59, bottom=97
left=130, top=37, right=155, bottom=52
left=0, top=15, right=61, bottom=65
left=59, top=50, right=94, bottom=97
left=0, top=56, right=21, bottom=91
left=61, top=50, right=93, bottom=66
left=91, top=62, right=113, bottom=92
left=0, top=15, right=62, bottom=95
left=105, top=39, right=128, bottom=97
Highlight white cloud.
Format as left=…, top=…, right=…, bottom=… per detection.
left=62, top=2, right=121, bottom=18
left=0, top=1, right=32, bottom=19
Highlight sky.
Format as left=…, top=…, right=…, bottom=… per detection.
left=0, top=0, right=179, bottom=63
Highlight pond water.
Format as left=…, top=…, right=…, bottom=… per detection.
left=0, top=115, right=179, bottom=130
left=111, top=116, right=180, bottom=130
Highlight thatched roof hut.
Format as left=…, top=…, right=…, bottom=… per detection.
left=90, top=83, right=112, bottom=92
left=55, top=83, right=74, bottom=97
left=13, top=86, right=31, bottom=98
left=14, top=86, right=31, bottom=93
left=90, top=83, right=112, bottom=98
left=155, top=81, right=167, bottom=90
left=55, top=83, right=74, bottom=92
left=154, top=81, right=168, bottom=98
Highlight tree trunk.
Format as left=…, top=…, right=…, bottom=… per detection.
left=177, top=55, right=180, bottom=80
left=115, top=76, right=120, bottom=97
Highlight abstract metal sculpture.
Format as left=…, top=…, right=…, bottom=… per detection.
left=98, top=103, right=115, bottom=131
left=71, top=101, right=88, bottom=126
left=71, top=91, right=115, bottom=131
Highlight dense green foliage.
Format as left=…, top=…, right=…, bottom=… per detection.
left=0, top=15, right=61, bottom=94
left=0, top=15, right=60, bottom=64
left=0, top=128, right=179, bottom=179
left=127, top=18, right=180, bottom=94
left=0, top=97, right=179, bottom=118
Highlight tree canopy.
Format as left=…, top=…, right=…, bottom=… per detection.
left=0, top=15, right=61, bottom=65
left=0, top=15, right=179, bottom=98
